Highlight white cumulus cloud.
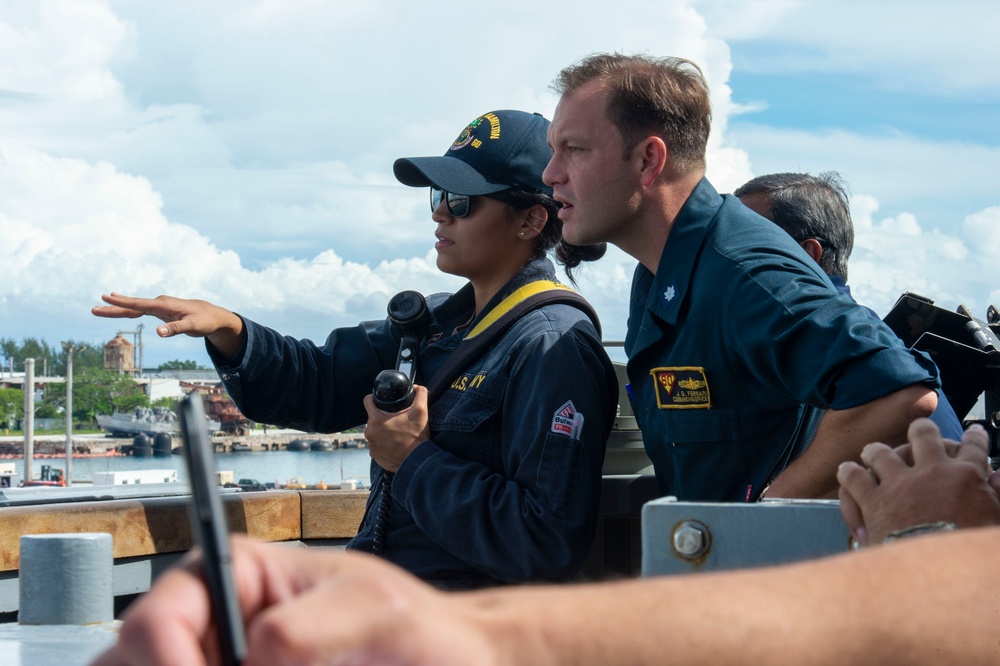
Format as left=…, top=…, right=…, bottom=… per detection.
left=1, top=0, right=996, bottom=372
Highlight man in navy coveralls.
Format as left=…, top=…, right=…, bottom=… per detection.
left=543, top=54, right=940, bottom=500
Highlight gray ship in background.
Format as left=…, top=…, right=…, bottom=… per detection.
left=96, top=406, right=221, bottom=437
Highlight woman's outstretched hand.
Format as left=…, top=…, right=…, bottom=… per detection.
left=92, top=292, right=245, bottom=359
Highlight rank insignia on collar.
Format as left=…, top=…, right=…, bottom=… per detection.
left=649, top=367, right=711, bottom=409
left=663, top=285, right=676, bottom=302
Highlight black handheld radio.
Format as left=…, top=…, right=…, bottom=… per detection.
left=370, top=291, right=430, bottom=557
left=372, top=291, right=431, bottom=412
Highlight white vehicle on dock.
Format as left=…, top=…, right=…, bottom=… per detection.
left=92, top=469, right=178, bottom=485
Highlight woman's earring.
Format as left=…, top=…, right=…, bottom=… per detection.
left=519, top=232, right=526, bottom=238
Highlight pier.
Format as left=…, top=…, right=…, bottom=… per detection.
left=0, top=431, right=368, bottom=457
left=210, top=433, right=367, bottom=454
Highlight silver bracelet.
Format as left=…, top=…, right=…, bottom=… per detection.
left=883, top=521, right=956, bottom=543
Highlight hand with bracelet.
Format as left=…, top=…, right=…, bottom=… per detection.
left=837, top=418, right=1000, bottom=546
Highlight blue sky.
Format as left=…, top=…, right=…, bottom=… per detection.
left=1, top=0, right=997, bottom=370
left=731, top=68, right=998, bottom=144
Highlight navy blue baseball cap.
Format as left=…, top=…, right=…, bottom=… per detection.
left=393, top=110, right=553, bottom=196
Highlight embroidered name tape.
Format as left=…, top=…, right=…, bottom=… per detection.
left=649, top=367, right=712, bottom=409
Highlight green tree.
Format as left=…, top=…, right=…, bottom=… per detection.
left=74, top=345, right=105, bottom=373
left=61, top=368, right=149, bottom=424
left=158, top=359, right=204, bottom=371
left=0, top=337, right=105, bottom=375
left=0, top=336, right=79, bottom=375
left=0, top=388, right=23, bottom=430
left=34, top=402, right=59, bottom=419
left=18, top=337, right=57, bottom=376
left=51, top=341, right=104, bottom=376
left=152, top=396, right=178, bottom=409
left=0, top=338, right=16, bottom=372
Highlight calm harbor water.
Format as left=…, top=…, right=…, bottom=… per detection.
left=15, top=448, right=375, bottom=488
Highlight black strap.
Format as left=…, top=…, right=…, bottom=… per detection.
left=425, top=289, right=600, bottom=404
left=367, top=285, right=599, bottom=558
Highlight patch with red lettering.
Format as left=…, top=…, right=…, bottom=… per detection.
left=649, top=367, right=711, bottom=409
left=551, top=400, right=584, bottom=439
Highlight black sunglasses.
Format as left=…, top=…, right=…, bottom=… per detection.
left=430, top=187, right=472, bottom=218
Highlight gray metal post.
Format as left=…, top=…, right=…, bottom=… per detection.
left=138, top=323, right=143, bottom=377
left=18, top=533, right=114, bottom=625
left=24, top=358, right=34, bottom=484
left=64, top=344, right=75, bottom=487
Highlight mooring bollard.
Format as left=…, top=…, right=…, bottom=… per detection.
left=18, top=533, right=113, bottom=625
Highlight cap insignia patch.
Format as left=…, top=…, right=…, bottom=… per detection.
left=450, top=113, right=501, bottom=152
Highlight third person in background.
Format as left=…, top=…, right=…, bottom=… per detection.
left=734, top=170, right=964, bottom=441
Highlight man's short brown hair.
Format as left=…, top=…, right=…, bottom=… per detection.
left=552, top=53, right=711, bottom=176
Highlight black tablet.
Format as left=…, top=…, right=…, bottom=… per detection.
left=179, top=392, right=247, bottom=665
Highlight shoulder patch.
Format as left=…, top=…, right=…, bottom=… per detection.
left=551, top=400, right=584, bottom=439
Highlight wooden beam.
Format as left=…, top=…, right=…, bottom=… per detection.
left=0, top=491, right=303, bottom=572
left=300, top=490, right=369, bottom=539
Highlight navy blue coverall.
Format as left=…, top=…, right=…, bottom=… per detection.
left=209, top=257, right=617, bottom=588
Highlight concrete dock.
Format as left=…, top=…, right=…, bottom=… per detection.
left=0, top=431, right=367, bottom=457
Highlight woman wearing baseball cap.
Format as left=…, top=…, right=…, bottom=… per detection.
left=93, top=110, right=617, bottom=589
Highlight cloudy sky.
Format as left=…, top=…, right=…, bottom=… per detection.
left=1, top=0, right=998, bottom=370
